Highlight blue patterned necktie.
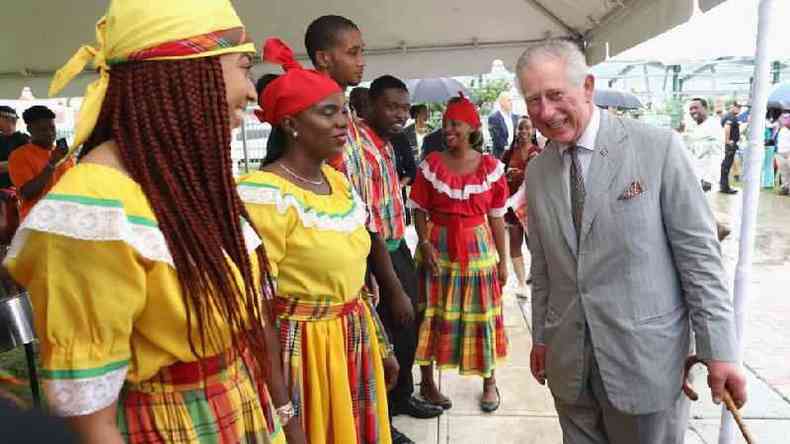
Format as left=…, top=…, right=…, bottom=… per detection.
left=568, top=145, right=586, bottom=244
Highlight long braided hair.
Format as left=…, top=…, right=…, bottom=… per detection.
left=83, top=57, right=273, bottom=372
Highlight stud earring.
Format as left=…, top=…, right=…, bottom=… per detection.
left=292, top=131, right=299, bottom=138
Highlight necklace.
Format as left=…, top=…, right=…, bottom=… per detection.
left=279, top=163, right=325, bottom=186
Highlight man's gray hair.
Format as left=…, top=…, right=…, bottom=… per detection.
left=515, top=39, right=589, bottom=87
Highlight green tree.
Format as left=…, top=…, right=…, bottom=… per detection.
left=470, top=79, right=511, bottom=116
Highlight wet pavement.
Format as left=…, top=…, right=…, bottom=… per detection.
left=396, top=189, right=790, bottom=443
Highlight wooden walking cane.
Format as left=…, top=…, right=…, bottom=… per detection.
left=682, top=355, right=755, bottom=444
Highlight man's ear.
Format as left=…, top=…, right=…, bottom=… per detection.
left=583, top=74, right=595, bottom=103
left=314, top=50, right=330, bottom=71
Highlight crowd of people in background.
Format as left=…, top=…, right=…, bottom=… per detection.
left=683, top=97, right=790, bottom=197
left=0, top=1, right=755, bottom=444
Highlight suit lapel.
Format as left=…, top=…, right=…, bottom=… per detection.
left=544, top=142, right=578, bottom=257
left=579, top=112, right=627, bottom=244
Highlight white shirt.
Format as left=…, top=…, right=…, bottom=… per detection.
left=557, top=106, right=601, bottom=189
left=502, top=110, right=514, bottom=144
left=777, top=127, right=790, bottom=154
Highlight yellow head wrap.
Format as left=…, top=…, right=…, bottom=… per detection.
left=49, top=0, right=256, bottom=153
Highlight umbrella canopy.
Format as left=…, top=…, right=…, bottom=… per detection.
left=767, top=83, right=790, bottom=110
left=593, top=89, right=643, bottom=109
left=406, top=78, right=470, bottom=104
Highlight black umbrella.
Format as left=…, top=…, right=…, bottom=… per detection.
left=406, top=78, right=471, bottom=103
left=594, top=89, right=643, bottom=110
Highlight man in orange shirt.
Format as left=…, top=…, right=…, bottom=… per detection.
left=9, top=106, right=73, bottom=220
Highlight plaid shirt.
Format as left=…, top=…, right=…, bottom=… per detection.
left=329, top=115, right=406, bottom=244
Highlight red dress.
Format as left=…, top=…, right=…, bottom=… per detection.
left=407, top=152, right=508, bottom=377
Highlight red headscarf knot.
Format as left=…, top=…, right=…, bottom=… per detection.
left=256, top=38, right=341, bottom=125
left=443, top=91, right=481, bottom=130
left=263, top=38, right=302, bottom=71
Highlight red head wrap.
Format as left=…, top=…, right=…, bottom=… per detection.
left=443, top=92, right=481, bottom=130
left=255, top=38, right=342, bottom=125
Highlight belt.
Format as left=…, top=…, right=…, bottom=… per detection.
left=429, top=212, right=486, bottom=264
left=274, top=296, right=363, bottom=322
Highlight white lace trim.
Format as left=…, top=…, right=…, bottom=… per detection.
left=489, top=206, right=508, bottom=218
left=420, top=160, right=505, bottom=200
left=4, top=198, right=261, bottom=268
left=238, top=184, right=368, bottom=233
left=44, top=365, right=128, bottom=417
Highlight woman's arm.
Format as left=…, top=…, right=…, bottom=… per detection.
left=414, top=210, right=438, bottom=276
left=488, top=215, right=508, bottom=287
left=261, top=311, right=307, bottom=444
left=65, top=404, right=124, bottom=444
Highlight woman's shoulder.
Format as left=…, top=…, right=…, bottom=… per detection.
left=9, top=162, right=179, bottom=266
left=46, top=162, right=154, bottom=221
left=238, top=165, right=366, bottom=233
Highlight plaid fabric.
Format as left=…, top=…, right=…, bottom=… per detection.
left=117, top=350, right=283, bottom=444
left=333, top=116, right=406, bottom=243
left=111, top=27, right=251, bottom=65
left=414, top=223, right=508, bottom=377
left=277, top=296, right=387, bottom=443
left=275, top=295, right=393, bottom=359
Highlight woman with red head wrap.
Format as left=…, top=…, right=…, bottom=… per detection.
left=238, top=38, right=395, bottom=444
left=408, top=93, right=509, bottom=413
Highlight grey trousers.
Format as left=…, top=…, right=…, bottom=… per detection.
left=553, top=335, right=690, bottom=444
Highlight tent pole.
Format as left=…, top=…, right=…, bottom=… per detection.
left=717, top=0, right=774, bottom=443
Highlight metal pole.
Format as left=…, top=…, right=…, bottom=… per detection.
left=24, top=342, right=41, bottom=409
left=718, top=1, right=775, bottom=443
left=240, top=117, right=250, bottom=174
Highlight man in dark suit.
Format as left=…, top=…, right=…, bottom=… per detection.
left=488, top=91, right=519, bottom=159
left=420, top=127, right=446, bottom=160
left=488, top=91, right=518, bottom=159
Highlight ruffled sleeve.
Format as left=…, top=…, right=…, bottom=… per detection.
left=4, top=231, right=146, bottom=417
left=406, top=161, right=432, bottom=212
left=238, top=176, right=297, bottom=281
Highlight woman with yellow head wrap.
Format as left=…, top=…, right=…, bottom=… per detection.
left=3, top=1, right=305, bottom=443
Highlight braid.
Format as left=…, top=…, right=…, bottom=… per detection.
left=85, top=57, right=274, bottom=372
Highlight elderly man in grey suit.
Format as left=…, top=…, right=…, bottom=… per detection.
left=517, top=40, right=747, bottom=443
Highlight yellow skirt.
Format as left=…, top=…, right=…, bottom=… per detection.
left=275, top=297, right=392, bottom=444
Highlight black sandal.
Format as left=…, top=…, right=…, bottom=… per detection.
left=480, top=386, right=501, bottom=413
left=419, top=386, right=453, bottom=410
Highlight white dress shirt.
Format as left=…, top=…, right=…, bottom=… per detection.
left=503, top=110, right=514, bottom=145
left=557, top=106, right=601, bottom=192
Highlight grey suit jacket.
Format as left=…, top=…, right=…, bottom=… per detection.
left=525, top=112, right=737, bottom=415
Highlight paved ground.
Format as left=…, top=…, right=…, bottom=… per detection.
left=396, top=189, right=790, bottom=443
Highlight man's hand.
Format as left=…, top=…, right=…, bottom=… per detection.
left=506, top=167, right=522, bottom=179
left=389, top=289, right=415, bottom=326
left=383, top=355, right=400, bottom=390
left=530, top=344, right=547, bottom=385
left=50, top=145, right=68, bottom=165
left=707, top=360, right=747, bottom=408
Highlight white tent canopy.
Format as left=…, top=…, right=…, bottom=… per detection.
left=613, top=0, right=790, bottom=64
left=0, top=0, right=725, bottom=98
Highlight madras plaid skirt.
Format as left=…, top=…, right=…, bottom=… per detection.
left=415, top=222, right=508, bottom=377
left=276, top=296, right=391, bottom=444
left=117, top=350, right=284, bottom=444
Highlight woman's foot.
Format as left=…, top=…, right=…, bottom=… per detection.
left=480, top=383, right=501, bottom=413
left=419, top=382, right=452, bottom=410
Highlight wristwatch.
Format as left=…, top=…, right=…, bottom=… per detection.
left=275, top=401, right=296, bottom=426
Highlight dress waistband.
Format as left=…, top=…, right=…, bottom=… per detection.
left=429, top=212, right=486, bottom=228
left=275, top=296, right=364, bottom=321
left=125, top=349, right=246, bottom=393
left=429, top=213, right=486, bottom=264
